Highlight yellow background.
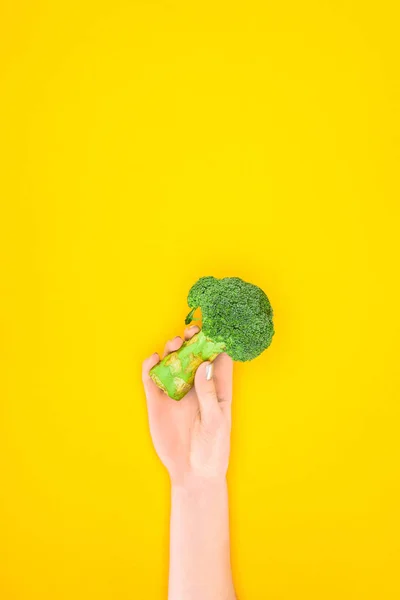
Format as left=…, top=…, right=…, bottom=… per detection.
left=1, top=1, right=399, bottom=598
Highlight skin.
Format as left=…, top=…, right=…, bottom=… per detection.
left=149, top=330, right=226, bottom=401
left=142, top=326, right=237, bottom=600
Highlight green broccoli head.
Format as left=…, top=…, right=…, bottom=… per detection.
left=186, top=276, right=274, bottom=361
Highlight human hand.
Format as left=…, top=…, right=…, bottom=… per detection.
left=142, top=326, right=233, bottom=486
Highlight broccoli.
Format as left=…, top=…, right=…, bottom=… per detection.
left=149, top=276, right=274, bottom=400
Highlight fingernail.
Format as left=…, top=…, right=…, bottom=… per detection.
left=205, top=363, right=214, bottom=381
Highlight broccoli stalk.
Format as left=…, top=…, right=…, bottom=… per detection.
left=149, top=330, right=226, bottom=400
left=150, top=276, right=274, bottom=401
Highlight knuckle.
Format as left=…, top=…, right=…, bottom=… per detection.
left=201, top=403, right=221, bottom=424
left=202, top=388, right=217, bottom=402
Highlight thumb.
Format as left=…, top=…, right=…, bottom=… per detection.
left=195, top=361, right=220, bottom=426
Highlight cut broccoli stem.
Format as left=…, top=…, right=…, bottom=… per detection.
left=185, top=307, right=197, bottom=325
left=149, top=330, right=226, bottom=401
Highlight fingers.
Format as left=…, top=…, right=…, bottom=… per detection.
left=142, top=352, right=164, bottom=400
left=213, top=353, right=233, bottom=413
left=162, top=326, right=199, bottom=357
left=142, top=352, right=160, bottom=381
left=143, top=327, right=202, bottom=405
left=184, top=325, right=200, bottom=340
left=163, top=336, right=184, bottom=358
left=194, top=361, right=221, bottom=427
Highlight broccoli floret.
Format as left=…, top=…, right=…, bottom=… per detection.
left=186, top=276, right=274, bottom=361
left=150, top=276, right=274, bottom=400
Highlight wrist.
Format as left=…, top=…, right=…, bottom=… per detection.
left=171, top=472, right=227, bottom=494
left=170, top=474, right=229, bottom=525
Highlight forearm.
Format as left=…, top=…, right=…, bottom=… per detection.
left=169, top=477, right=236, bottom=600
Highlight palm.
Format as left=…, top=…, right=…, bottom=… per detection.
left=147, top=387, right=199, bottom=477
